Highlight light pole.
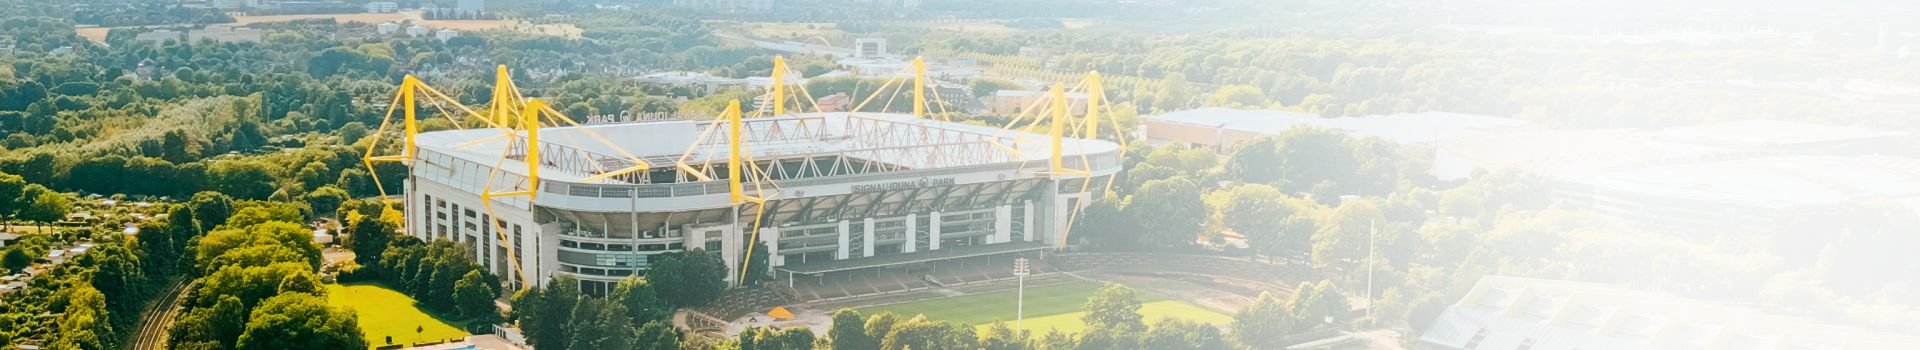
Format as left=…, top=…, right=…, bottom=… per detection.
left=1013, top=257, right=1031, bottom=331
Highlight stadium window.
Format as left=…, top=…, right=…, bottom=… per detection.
left=705, top=241, right=722, bottom=252
left=609, top=244, right=632, bottom=252
left=561, top=240, right=578, bottom=249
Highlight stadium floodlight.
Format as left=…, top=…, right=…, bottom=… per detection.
left=1014, top=257, right=1031, bottom=331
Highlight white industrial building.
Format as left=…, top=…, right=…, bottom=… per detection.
left=365, top=1, right=399, bottom=13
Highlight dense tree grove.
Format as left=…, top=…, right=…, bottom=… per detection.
left=166, top=205, right=363, bottom=350
left=508, top=276, right=682, bottom=350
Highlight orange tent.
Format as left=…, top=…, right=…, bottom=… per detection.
left=767, top=306, right=794, bottom=319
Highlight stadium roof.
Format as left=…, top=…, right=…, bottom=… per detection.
left=1654, top=120, right=1909, bottom=149
left=415, top=112, right=1121, bottom=183
left=774, top=241, right=1051, bottom=274
left=1147, top=108, right=1536, bottom=145
left=1560, top=155, right=1920, bottom=209
left=1421, top=276, right=1920, bottom=350
left=1433, top=129, right=1737, bottom=179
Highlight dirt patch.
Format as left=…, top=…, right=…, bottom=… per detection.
left=76, top=27, right=111, bottom=42
left=231, top=12, right=409, bottom=26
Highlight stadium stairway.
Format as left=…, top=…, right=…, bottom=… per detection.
left=692, top=285, right=798, bottom=321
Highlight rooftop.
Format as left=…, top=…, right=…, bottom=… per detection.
left=1655, top=119, right=1909, bottom=149
left=1148, top=108, right=1537, bottom=145
left=1561, top=155, right=1920, bottom=209
left=416, top=112, right=1120, bottom=184
left=1435, top=129, right=1737, bottom=178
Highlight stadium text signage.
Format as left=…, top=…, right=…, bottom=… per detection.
left=851, top=177, right=955, bottom=193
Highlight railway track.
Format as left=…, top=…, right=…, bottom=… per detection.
left=129, top=279, right=192, bottom=350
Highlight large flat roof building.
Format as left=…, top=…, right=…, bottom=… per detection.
left=1556, top=155, right=1920, bottom=239
left=1143, top=108, right=1537, bottom=154
left=1421, top=276, right=1920, bottom=350
left=405, top=112, right=1120, bottom=294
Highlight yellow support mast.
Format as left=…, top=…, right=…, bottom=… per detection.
left=726, top=100, right=746, bottom=203
left=724, top=99, right=773, bottom=287
left=912, top=56, right=927, bottom=118
left=1048, top=84, right=1067, bottom=176
left=771, top=56, right=787, bottom=115
left=478, top=98, right=546, bottom=290
left=491, top=65, right=515, bottom=129
left=402, top=76, right=419, bottom=159
left=1084, top=71, right=1103, bottom=140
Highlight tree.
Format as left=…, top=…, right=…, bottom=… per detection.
left=236, top=293, right=367, bottom=350
left=1142, top=318, right=1227, bottom=350
left=195, top=221, right=322, bottom=274
left=347, top=214, right=396, bottom=267
left=169, top=296, right=248, bottom=350
left=1230, top=292, right=1293, bottom=349
left=566, top=298, right=635, bottom=350
left=1312, top=199, right=1384, bottom=269
left=979, top=321, right=1032, bottom=350
left=1204, top=84, right=1267, bottom=108
left=303, top=185, right=349, bottom=217
left=1288, top=280, right=1349, bottom=331
left=52, top=285, right=114, bottom=350
left=878, top=316, right=977, bottom=350
left=1068, top=199, right=1132, bottom=249
left=612, top=277, right=671, bottom=325
left=209, top=161, right=278, bottom=200
left=635, top=320, right=679, bottom=349
left=78, top=242, right=147, bottom=316
left=1218, top=184, right=1316, bottom=262
left=1123, top=177, right=1206, bottom=248
left=739, top=326, right=816, bottom=350
left=512, top=276, right=582, bottom=350
left=648, top=249, right=728, bottom=307
left=0, top=171, right=25, bottom=219
left=454, top=270, right=499, bottom=321
left=863, top=311, right=901, bottom=347
left=1080, top=283, right=1145, bottom=331
left=828, top=309, right=876, bottom=350
left=189, top=262, right=323, bottom=308
left=1, top=248, right=29, bottom=272
left=19, top=184, right=70, bottom=224
left=188, top=191, right=236, bottom=229
left=968, top=78, right=1022, bottom=98
left=162, top=129, right=194, bottom=163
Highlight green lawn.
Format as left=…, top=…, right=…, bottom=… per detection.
left=325, top=283, right=471, bottom=349
left=856, top=282, right=1234, bottom=335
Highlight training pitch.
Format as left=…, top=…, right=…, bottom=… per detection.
left=856, top=281, right=1233, bottom=335
left=325, top=283, right=471, bottom=349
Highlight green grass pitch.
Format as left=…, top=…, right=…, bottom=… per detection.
left=855, top=281, right=1234, bottom=335
left=325, top=282, right=472, bottom=349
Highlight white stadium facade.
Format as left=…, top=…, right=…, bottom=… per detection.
left=402, top=112, right=1121, bottom=294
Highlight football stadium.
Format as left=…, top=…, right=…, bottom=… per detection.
left=381, top=60, right=1122, bottom=295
